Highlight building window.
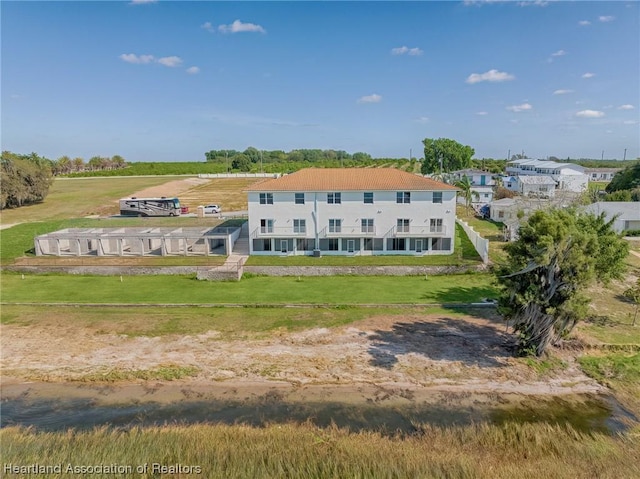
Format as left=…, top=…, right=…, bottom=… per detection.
left=327, top=192, right=341, bottom=204
left=259, top=193, right=273, bottom=205
left=329, top=219, right=342, bottom=233
left=430, top=218, right=443, bottom=233
left=296, top=238, right=315, bottom=251
left=361, top=218, right=374, bottom=233
left=432, top=192, right=442, bottom=204
left=432, top=238, right=451, bottom=251
left=387, top=238, right=406, bottom=251
left=293, top=219, right=306, bottom=234
left=328, top=238, right=339, bottom=251
left=294, top=193, right=305, bottom=204
left=262, top=239, right=272, bottom=251
left=498, top=211, right=504, bottom=219
left=260, top=219, right=274, bottom=234
left=397, top=191, right=411, bottom=203
left=397, top=219, right=410, bottom=233
left=364, top=192, right=374, bottom=204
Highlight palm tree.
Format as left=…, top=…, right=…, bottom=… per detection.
left=454, top=175, right=474, bottom=216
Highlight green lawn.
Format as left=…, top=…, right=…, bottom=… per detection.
left=0, top=176, right=191, bottom=224
left=0, top=304, right=468, bottom=339
left=0, top=273, right=498, bottom=305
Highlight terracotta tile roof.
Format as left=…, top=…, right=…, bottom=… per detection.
left=248, top=168, right=458, bottom=192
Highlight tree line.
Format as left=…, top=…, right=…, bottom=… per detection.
left=51, top=155, right=127, bottom=175
left=1, top=151, right=54, bottom=209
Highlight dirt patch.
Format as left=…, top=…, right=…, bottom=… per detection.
left=1, top=313, right=603, bottom=396
left=128, top=177, right=211, bottom=200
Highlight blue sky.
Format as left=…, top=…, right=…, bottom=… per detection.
left=2, top=1, right=639, bottom=162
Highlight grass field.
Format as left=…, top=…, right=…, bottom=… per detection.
left=0, top=273, right=498, bottom=305
left=0, top=304, right=460, bottom=338
left=0, top=176, right=262, bottom=226
left=178, top=177, right=263, bottom=212
left=0, top=176, right=190, bottom=224
left=2, top=421, right=638, bottom=479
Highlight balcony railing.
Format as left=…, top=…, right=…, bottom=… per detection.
left=320, top=224, right=377, bottom=237
left=389, top=224, right=448, bottom=237
left=252, top=226, right=308, bottom=238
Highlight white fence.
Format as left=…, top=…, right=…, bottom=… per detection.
left=456, top=218, right=490, bottom=264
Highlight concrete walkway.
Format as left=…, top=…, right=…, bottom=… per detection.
left=222, top=221, right=249, bottom=270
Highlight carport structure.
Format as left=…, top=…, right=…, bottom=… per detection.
left=35, top=226, right=241, bottom=257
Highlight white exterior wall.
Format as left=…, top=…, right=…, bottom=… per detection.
left=555, top=174, right=588, bottom=192
left=248, top=190, right=456, bottom=255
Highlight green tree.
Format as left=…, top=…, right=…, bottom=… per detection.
left=1, top=151, right=54, bottom=209
left=454, top=175, right=476, bottom=216
left=624, top=279, right=640, bottom=326
left=496, top=209, right=628, bottom=356
left=231, top=154, right=251, bottom=172
left=421, top=138, right=474, bottom=175
left=606, top=162, right=640, bottom=193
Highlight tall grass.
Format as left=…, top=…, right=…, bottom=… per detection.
left=2, top=421, right=638, bottom=479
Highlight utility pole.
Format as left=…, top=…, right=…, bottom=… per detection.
left=409, top=148, right=412, bottom=161
left=260, top=150, right=263, bottom=173
left=624, top=148, right=627, bottom=161
left=601, top=150, right=604, bottom=161
left=508, top=149, right=511, bottom=161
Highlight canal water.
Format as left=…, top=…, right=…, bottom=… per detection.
left=1, top=381, right=634, bottom=435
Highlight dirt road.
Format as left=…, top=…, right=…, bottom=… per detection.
left=0, top=312, right=603, bottom=396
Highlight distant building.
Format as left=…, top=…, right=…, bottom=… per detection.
left=489, top=198, right=518, bottom=222
left=583, top=202, right=640, bottom=233
left=505, top=158, right=588, bottom=193
left=448, top=169, right=495, bottom=205
left=584, top=168, right=622, bottom=182
left=506, top=175, right=557, bottom=198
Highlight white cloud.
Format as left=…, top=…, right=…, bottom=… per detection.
left=551, top=49, right=567, bottom=57
left=578, top=20, right=591, bottom=26
left=119, top=53, right=155, bottom=64
left=201, top=22, right=215, bottom=33
left=623, top=120, right=638, bottom=125
left=218, top=20, right=266, bottom=34
left=466, top=69, right=515, bottom=84
left=357, top=94, right=382, bottom=104
left=582, top=72, right=595, bottom=79
left=618, top=104, right=635, bottom=110
left=476, top=111, right=489, bottom=115
left=506, top=103, right=533, bottom=112
left=415, top=116, right=429, bottom=123
left=186, top=66, right=200, bottom=74
left=553, top=89, right=574, bottom=95
left=464, top=0, right=548, bottom=6
left=599, top=15, right=615, bottom=22
left=130, top=0, right=157, bottom=4
left=391, top=46, right=423, bottom=56
left=518, top=0, right=549, bottom=6
left=576, top=110, right=605, bottom=118
left=157, top=56, right=183, bottom=67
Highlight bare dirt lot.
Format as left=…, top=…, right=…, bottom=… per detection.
left=1, top=312, right=603, bottom=397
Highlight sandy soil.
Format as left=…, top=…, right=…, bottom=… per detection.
left=0, top=313, right=604, bottom=397
left=127, top=178, right=211, bottom=200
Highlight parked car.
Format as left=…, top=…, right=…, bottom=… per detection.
left=203, top=204, right=221, bottom=214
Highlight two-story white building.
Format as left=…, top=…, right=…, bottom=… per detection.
left=505, top=159, right=588, bottom=193
left=247, top=168, right=458, bottom=256
left=448, top=169, right=496, bottom=205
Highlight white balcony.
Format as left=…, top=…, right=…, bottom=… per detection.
left=391, top=224, right=448, bottom=237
